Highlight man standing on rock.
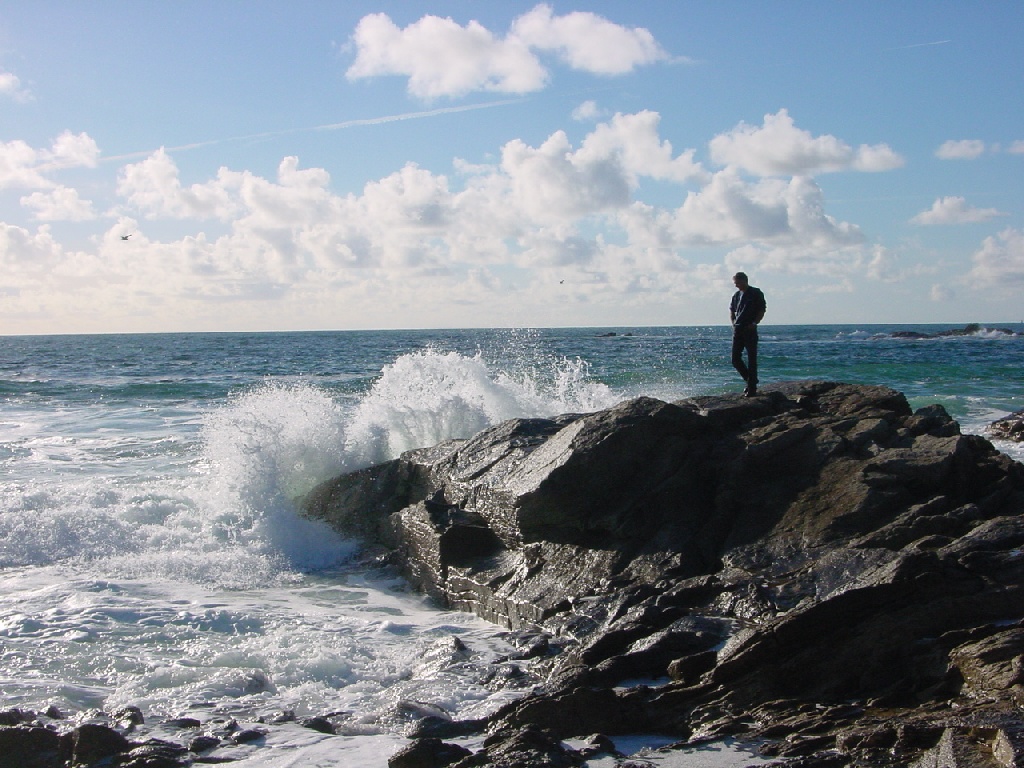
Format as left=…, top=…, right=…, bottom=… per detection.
left=729, top=272, right=766, bottom=396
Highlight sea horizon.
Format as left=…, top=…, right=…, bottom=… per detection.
left=4, top=319, right=1024, bottom=340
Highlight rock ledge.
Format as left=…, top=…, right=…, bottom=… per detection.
left=304, top=381, right=1024, bottom=767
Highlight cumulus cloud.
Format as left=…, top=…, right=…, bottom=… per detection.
left=42, top=131, right=101, bottom=170
left=346, top=5, right=667, bottom=98
left=911, top=196, right=1005, bottom=225
left=509, top=4, right=667, bottom=74
left=0, top=70, right=31, bottom=102
left=672, top=171, right=862, bottom=252
left=967, top=228, right=1024, bottom=288
left=708, top=110, right=904, bottom=176
left=0, top=132, right=100, bottom=190
left=0, top=139, right=50, bottom=189
left=3, top=108, right=890, bottom=330
left=347, top=12, right=545, bottom=98
left=104, top=110, right=857, bottom=311
left=572, top=100, right=604, bottom=121
left=117, top=148, right=243, bottom=220
left=102, top=111, right=868, bottom=296
left=20, top=186, right=96, bottom=221
left=935, top=139, right=986, bottom=160
left=0, top=222, right=66, bottom=275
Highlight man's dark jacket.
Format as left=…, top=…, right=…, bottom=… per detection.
left=730, top=286, right=766, bottom=327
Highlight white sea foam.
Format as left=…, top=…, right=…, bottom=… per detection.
left=344, top=348, right=617, bottom=466
left=0, top=566, right=526, bottom=745
left=0, top=344, right=621, bottom=765
left=0, top=349, right=615, bottom=588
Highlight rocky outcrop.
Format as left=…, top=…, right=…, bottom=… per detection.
left=302, top=381, right=1024, bottom=767
left=992, top=409, right=1024, bottom=443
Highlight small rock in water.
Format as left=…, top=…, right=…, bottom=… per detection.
left=412, top=635, right=472, bottom=676
left=300, top=716, right=335, bottom=734
left=113, top=705, right=145, bottom=727
left=990, top=408, right=1024, bottom=442
left=230, top=727, right=267, bottom=744
left=388, top=737, right=472, bottom=768
left=118, top=739, right=188, bottom=768
left=187, top=734, right=221, bottom=753
left=68, top=723, right=131, bottom=766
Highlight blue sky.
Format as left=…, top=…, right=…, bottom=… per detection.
left=1, top=1, right=1022, bottom=334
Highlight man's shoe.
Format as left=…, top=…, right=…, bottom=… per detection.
left=743, top=384, right=757, bottom=397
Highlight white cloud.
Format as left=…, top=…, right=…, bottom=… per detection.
left=106, top=112, right=866, bottom=294
left=911, top=196, right=1005, bottom=225
left=673, top=170, right=862, bottom=250
left=572, top=100, right=603, bottom=121
left=20, top=186, right=96, bottom=221
left=0, top=70, right=31, bottom=102
left=347, top=12, right=545, bottom=98
left=473, top=111, right=706, bottom=231
left=346, top=5, right=667, bottom=98
left=935, top=139, right=986, bottom=160
left=1008, top=140, right=1024, bottom=155
left=509, top=4, right=667, bottom=74
left=0, top=132, right=101, bottom=190
left=930, top=284, right=954, bottom=302
left=117, top=148, right=243, bottom=220
left=852, top=143, right=906, bottom=172
left=42, top=131, right=101, bottom=170
left=708, top=110, right=904, bottom=176
left=576, top=111, right=707, bottom=185
left=498, top=130, right=631, bottom=221
left=967, top=228, right=1024, bottom=288
left=0, top=223, right=66, bottom=275
left=4, top=108, right=892, bottom=331
left=0, top=139, right=50, bottom=189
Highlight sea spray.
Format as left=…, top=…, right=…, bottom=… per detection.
left=344, top=348, right=618, bottom=466
left=183, top=380, right=357, bottom=580
left=0, top=349, right=616, bottom=583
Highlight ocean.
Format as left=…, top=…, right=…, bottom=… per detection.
left=1, top=324, right=1022, bottom=766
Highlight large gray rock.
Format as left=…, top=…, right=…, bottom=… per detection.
left=302, top=381, right=1024, bottom=767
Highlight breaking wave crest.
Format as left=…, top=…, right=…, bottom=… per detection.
left=0, top=348, right=619, bottom=588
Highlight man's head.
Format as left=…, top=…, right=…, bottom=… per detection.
left=733, top=272, right=749, bottom=290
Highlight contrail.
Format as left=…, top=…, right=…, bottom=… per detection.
left=887, top=40, right=951, bottom=51
left=314, top=99, right=522, bottom=131
left=101, top=99, right=522, bottom=163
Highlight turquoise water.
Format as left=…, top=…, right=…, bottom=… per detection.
left=2, top=323, right=1021, bottom=424
left=0, top=324, right=1021, bottom=766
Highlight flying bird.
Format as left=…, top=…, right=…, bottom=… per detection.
left=121, top=234, right=132, bottom=240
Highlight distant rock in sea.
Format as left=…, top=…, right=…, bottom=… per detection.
left=302, top=381, right=1024, bottom=767
left=886, top=322, right=1022, bottom=339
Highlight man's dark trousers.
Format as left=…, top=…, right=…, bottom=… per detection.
left=731, top=324, right=758, bottom=388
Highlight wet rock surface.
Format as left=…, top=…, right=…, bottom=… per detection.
left=0, top=707, right=278, bottom=768
left=302, top=381, right=1024, bottom=767
left=991, top=409, right=1024, bottom=443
